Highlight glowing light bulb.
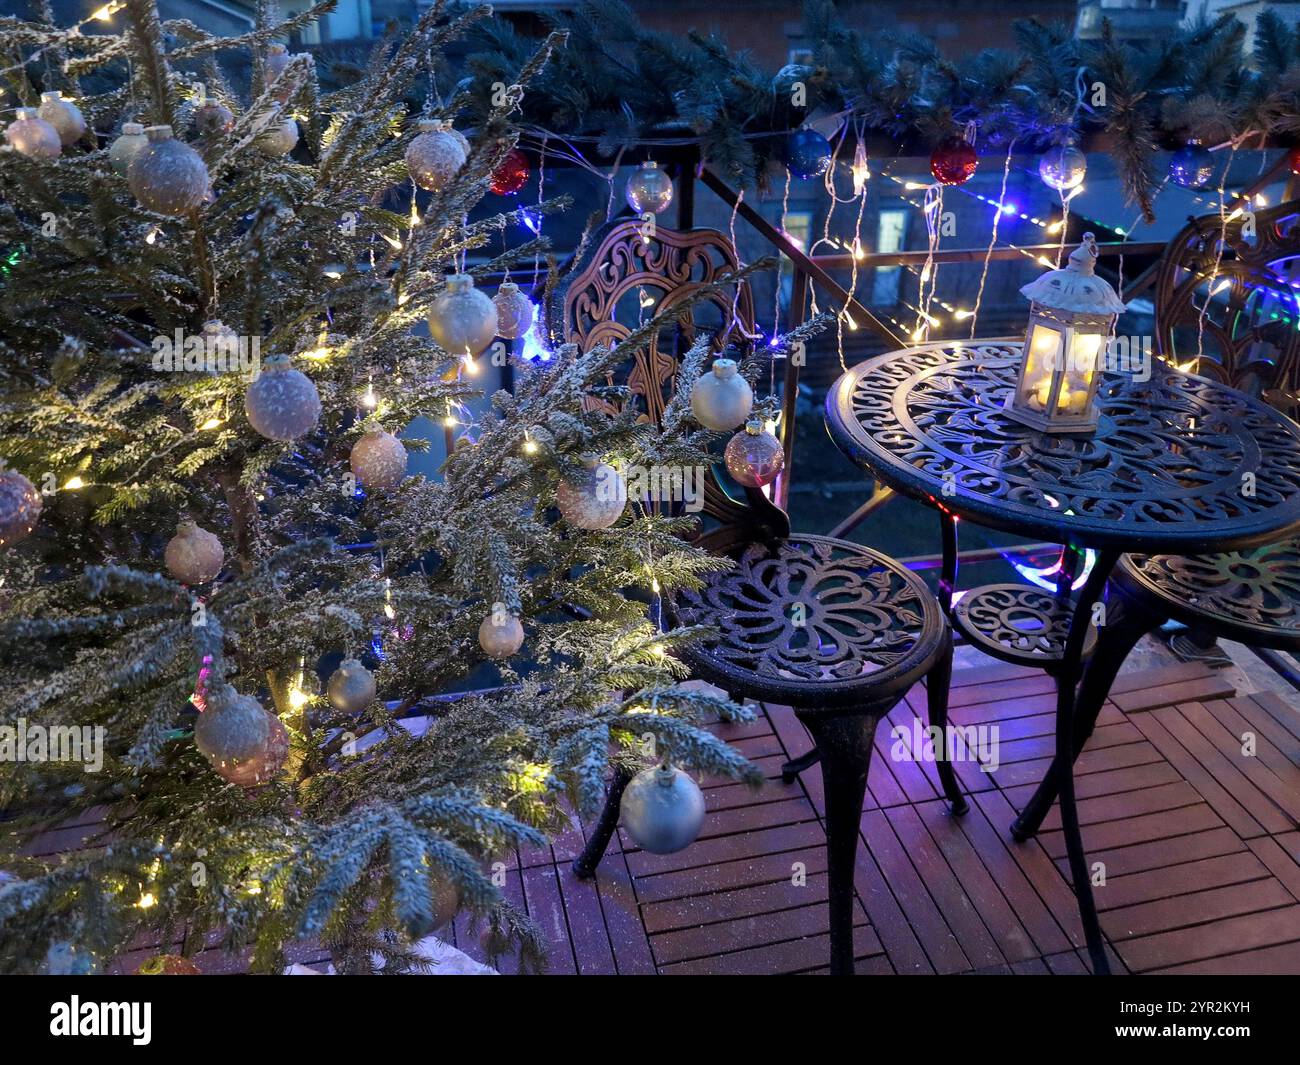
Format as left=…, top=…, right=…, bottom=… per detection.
left=523, top=436, right=538, bottom=455
left=381, top=233, right=402, bottom=251
left=64, top=475, right=85, bottom=490
left=137, top=892, right=156, bottom=910
left=199, top=417, right=223, bottom=431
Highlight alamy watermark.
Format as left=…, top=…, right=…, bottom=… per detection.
left=890, top=718, right=1000, bottom=773
left=0, top=718, right=105, bottom=772
left=596, top=463, right=707, bottom=513
left=151, top=326, right=261, bottom=380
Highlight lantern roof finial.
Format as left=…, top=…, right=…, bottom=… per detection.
left=1020, top=232, right=1127, bottom=315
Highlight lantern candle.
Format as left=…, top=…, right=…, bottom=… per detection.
left=1004, top=233, right=1126, bottom=434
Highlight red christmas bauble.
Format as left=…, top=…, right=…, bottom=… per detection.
left=930, top=137, right=978, bottom=186
left=1289, top=146, right=1300, bottom=177
left=490, top=149, right=530, bottom=195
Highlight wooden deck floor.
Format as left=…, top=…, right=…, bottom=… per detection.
left=41, top=659, right=1297, bottom=974
left=444, top=660, right=1300, bottom=975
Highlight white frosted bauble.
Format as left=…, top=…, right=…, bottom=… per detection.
left=327, top=658, right=376, bottom=712
left=690, top=358, right=753, bottom=431
left=194, top=99, right=234, bottom=137
left=5, top=108, right=60, bottom=160
left=265, top=43, right=291, bottom=83
left=446, top=125, right=470, bottom=156
left=164, top=519, right=223, bottom=584
left=428, top=274, right=498, bottom=358
left=478, top=611, right=525, bottom=659
left=244, top=355, right=321, bottom=441
left=195, top=687, right=287, bottom=786
left=625, top=161, right=674, bottom=214
left=109, top=122, right=149, bottom=176
left=127, top=125, right=209, bottom=217
left=492, top=281, right=535, bottom=339
left=256, top=114, right=299, bottom=157
left=405, top=119, right=466, bottom=192
left=620, top=766, right=706, bottom=854
left=0, top=465, right=43, bottom=547
left=38, top=91, right=85, bottom=147
left=556, top=462, right=626, bottom=530
left=350, top=429, right=408, bottom=490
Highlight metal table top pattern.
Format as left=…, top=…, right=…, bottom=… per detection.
left=826, top=339, right=1300, bottom=555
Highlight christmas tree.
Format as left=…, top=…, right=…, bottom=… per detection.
left=0, top=0, right=772, bottom=974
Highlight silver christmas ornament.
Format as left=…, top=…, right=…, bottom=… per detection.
left=620, top=765, right=706, bottom=855
left=492, top=281, right=535, bottom=339
left=350, top=429, right=408, bottom=490
left=625, top=161, right=674, bottom=214
left=38, top=91, right=85, bottom=147
left=5, top=108, right=61, bottom=160
left=556, top=461, right=626, bottom=530
left=128, top=125, right=209, bottom=217
left=244, top=355, right=321, bottom=441
left=193, top=98, right=235, bottom=137
left=428, top=274, right=498, bottom=358
left=0, top=464, right=42, bottom=547
left=690, top=358, right=753, bottom=431
left=1039, top=144, right=1087, bottom=192
left=724, top=416, right=785, bottom=488
left=256, top=112, right=299, bottom=157
left=405, top=119, right=466, bottom=192
left=265, top=43, right=291, bottom=83
left=109, top=122, right=149, bottom=176
left=195, top=686, right=288, bottom=787
left=327, top=658, right=376, bottom=712
left=478, top=610, right=525, bottom=659
left=445, top=124, right=471, bottom=156
left=164, top=518, right=224, bottom=584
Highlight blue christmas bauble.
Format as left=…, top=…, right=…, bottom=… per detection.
left=620, top=765, right=706, bottom=854
left=1169, top=143, right=1214, bottom=189
left=784, top=128, right=832, bottom=180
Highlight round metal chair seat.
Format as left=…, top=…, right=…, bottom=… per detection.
left=952, top=583, right=1099, bottom=670
left=671, top=534, right=948, bottom=710
left=1116, top=539, right=1300, bottom=651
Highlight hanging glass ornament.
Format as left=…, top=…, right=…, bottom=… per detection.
left=38, top=90, right=85, bottom=146
left=620, top=764, right=706, bottom=855
left=0, top=464, right=42, bottom=547
left=405, top=119, right=466, bottom=192
left=1169, top=141, right=1214, bottom=189
left=195, top=686, right=288, bottom=787
left=109, top=122, right=149, bottom=176
left=930, top=136, right=979, bottom=186
left=1039, top=144, right=1087, bottom=192
left=724, top=416, right=785, bottom=488
left=625, top=161, right=674, bottom=214
left=478, top=609, right=525, bottom=659
left=164, top=519, right=224, bottom=585
left=690, top=358, right=753, bottom=431
left=128, top=125, right=209, bottom=217
left=244, top=355, right=321, bottom=441
left=492, top=281, right=535, bottom=339
left=5, top=107, right=61, bottom=160
left=556, top=460, right=626, bottom=530
left=428, top=274, right=498, bottom=358
left=349, top=429, right=408, bottom=490
left=490, top=147, right=530, bottom=195
left=193, top=97, right=235, bottom=137
left=327, top=658, right=376, bottom=712
left=783, top=127, right=832, bottom=180
left=256, top=112, right=299, bottom=157
left=265, top=43, right=291, bottom=84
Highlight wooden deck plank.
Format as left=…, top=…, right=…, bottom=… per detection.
left=1116, top=905, right=1300, bottom=973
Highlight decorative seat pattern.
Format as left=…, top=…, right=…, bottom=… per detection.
left=952, top=583, right=1099, bottom=669
left=672, top=535, right=945, bottom=708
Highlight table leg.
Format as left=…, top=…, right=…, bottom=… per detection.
left=1011, top=601, right=1158, bottom=840
left=798, top=708, right=882, bottom=976
left=938, top=510, right=959, bottom=615
left=1044, top=547, right=1120, bottom=976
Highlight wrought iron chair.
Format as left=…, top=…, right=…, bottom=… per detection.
left=1011, top=202, right=1300, bottom=840
left=553, top=218, right=963, bottom=975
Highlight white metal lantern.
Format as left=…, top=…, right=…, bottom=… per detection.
left=1004, top=232, right=1126, bottom=434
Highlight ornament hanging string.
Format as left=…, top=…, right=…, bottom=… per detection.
left=969, top=138, right=1016, bottom=339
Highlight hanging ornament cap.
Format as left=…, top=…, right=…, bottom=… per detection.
left=144, top=124, right=174, bottom=141
left=122, top=122, right=144, bottom=136
left=1019, top=233, right=1126, bottom=315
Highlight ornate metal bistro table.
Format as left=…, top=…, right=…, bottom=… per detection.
left=825, top=338, right=1300, bottom=974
